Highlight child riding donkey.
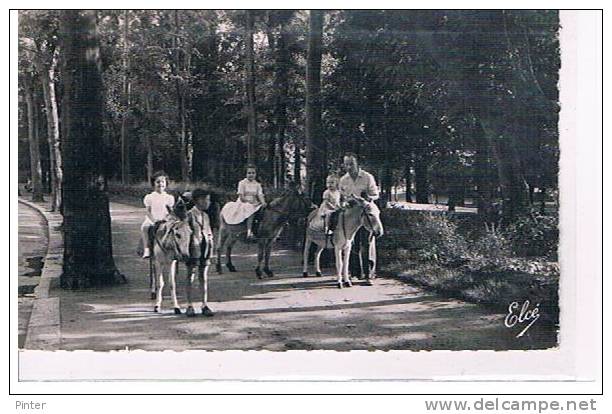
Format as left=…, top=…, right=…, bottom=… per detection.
left=140, top=171, right=175, bottom=259
left=140, top=172, right=216, bottom=316
left=302, top=153, right=384, bottom=287
left=222, top=164, right=267, bottom=241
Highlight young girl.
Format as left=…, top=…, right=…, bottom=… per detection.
left=141, top=171, right=175, bottom=258
left=223, top=164, right=267, bottom=239
left=319, top=173, right=343, bottom=235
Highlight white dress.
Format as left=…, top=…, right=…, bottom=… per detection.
left=140, top=191, right=175, bottom=231
left=221, top=179, right=264, bottom=225
left=309, top=189, right=341, bottom=232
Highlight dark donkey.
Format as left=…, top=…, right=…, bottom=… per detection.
left=216, top=185, right=315, bottom=278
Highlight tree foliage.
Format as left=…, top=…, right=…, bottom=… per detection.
left=19, top=10, right=560, bottom=222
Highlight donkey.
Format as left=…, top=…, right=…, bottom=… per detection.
left=302, top=197, right=384, bottom=288
left=151, top=197, right=193, bottom=314
left=216, top=186, right=315, bottom=279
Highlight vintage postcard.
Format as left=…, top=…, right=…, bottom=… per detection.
left=11, top=7, right=602, bottom=390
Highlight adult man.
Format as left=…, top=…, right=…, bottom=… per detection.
left=339, top=152, right=380, bottom=285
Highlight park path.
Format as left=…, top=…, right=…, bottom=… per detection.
left=57, top=201, right=535, bottom=351
left=18, top=201, right=49, bottom=348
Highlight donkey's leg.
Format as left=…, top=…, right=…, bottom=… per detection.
left=302, top=238, right=312, bottom=277
left=314, top=245, right=324, bottom=277
left=368, top=236, right=377, bottom=279
left=263, top=241, right=274, bottom=277
left=170, top=260, right=181, bottom=314
left=155, top=260, right=165, bottom=312
left=255, top=240, right=264, bottom=279
left=334, top=247, right=343, bottom=288
left=199, top=265, right=214, bottom=316
left=149, top=256, right=156, bottom=300
left=342, top=244, right=353, bottom=287
left=226, top=236, right=237, bottom=272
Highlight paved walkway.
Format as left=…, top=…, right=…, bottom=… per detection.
left=54, top=201, right=550, bottom=351
left=18, top=201, right=49, bottom=348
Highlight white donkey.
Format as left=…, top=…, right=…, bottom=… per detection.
left=302, top=197, right=384, bottom=288
left=151, top=198, right=193, bottom=314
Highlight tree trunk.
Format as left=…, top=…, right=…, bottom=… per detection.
left=22, top=74, right=44, bottom=202
left=293, top=143, right=301, bottom=186
left=414, top=153, right=429, bottom=204
left=59, top=9, right=124, bottom=289
left=380, top=103, right=392, bottom=205
left=271, top=17, right=290, bottom=188
left=120, top=9, right=131, bottom=184
left=305, top=10, right=325, bottom=203
left=245, top=10, right=257, bottom=165
left=404, top=161, right=413, bottom=203
left=173, top=10, right=190, bottom=182
left=480, top=118, right=530, bottom=221
left=144, top=93, right=154, bottom=184
left=473, top=121, right=496, bottom=215
left=35, top=50, right=62, bottom=212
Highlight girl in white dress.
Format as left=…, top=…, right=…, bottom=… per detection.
left=141, top=171, right=175, bottom=258
left=222, top=164, right=267, bottom=239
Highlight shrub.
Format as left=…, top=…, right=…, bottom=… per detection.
left=506, top=209, right=559, bottom=259
left=472, top=228, right=512, bottom=258
left=412, top=213, right=472, bottom=266
left=107, top=180, right=236, bottom=205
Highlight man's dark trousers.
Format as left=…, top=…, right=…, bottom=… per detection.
left=349, top=227, right=373, bottom=279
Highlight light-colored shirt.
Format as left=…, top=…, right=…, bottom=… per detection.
left=319, top=189, right=342, bottom=216
left=143, top=191, right=175, bottom=222
left=187, top=206, right=214, bottom=242
left=237, top=178, right=264, bottom=204
left=339, top=169, right=379, bottom=201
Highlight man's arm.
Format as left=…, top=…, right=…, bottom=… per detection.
left=365, top=173, right=380, bottom=201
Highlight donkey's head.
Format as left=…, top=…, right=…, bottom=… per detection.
left=286, top=186, right=317, bottom=222
left=353, top=197, right=384, bottom=238
left=161, top=196, right=192, bottom=260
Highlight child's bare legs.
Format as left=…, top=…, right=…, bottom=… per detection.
left=246, top=215, right=255, bottom=239
left=141, top=224, right=151, bottom=258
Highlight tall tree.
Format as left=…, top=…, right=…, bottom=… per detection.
left=267, top=10, right=293, bottom=188
left=172, top=10, right=191, bottom=182
left=19, top=11, right=63, bottom=211
left=60, top=10, right=124, bottom=288
left=305, top=10, right=325, bottom=202
left=120, top=9, right=131, bottom=183
left=245, top=10, right=257, bottom=165
left=21, top=73, right=44, bottom=202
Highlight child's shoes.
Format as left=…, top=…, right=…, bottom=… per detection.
left=142, top=248, right=151, bottom=259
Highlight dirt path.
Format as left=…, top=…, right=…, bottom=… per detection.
left=58, top=201, right=551, bottom=351
left=18, top=201, right=49, bottom=348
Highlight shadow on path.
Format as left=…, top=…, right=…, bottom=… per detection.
left=58, top=202, right=557, bottom=351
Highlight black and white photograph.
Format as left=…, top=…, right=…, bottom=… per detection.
left=11, top=6, right=602, bottom=392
